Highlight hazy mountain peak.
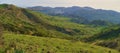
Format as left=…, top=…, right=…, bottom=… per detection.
left=83, top=7, right=95, bottom=10
left=28, top=6, right=120, bottom=24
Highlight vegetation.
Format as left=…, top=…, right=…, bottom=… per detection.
left=1, top=33, right=119, bottom=53
left=0, top=4, right=120, bottom=53
left=0, top=4, right=100, bottom=40
left=28, top=6, right=120, bottom=24
left=86, top=26, right=120, bottom=51
left=0, top=23, right=3, bottom=46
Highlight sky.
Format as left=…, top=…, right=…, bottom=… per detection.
left=0, top=0, right=120, bottom=12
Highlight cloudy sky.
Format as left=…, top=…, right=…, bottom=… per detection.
left=0, top=0, right=120, bottom=12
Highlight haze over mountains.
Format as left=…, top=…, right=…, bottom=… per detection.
left=28, top=6, right=120, bottom=25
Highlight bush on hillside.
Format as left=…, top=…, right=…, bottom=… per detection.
left=0, top=23, right=3, bottom=45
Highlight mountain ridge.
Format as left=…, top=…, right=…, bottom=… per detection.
left=28, top=6, right=120, bottom=24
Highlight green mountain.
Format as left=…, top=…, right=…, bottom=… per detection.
left=0, top=4, right=99, bottom=40
left=0, top=4, right=119, bottom=53
left=28, top=6, right=120, bottom=25
left=87, top=26, right=120, bottom=51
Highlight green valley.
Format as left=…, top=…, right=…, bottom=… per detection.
left=0, top=4, right=120, bottom=53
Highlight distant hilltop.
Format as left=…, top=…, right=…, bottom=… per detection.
left=28, top=6, right=120, bottom=24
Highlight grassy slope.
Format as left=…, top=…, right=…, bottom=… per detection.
left=29, top=11, right=99, bottom=35
left=0, top=4, right=72, bottom=40
left=0, top=4, right=119, bottom=53
left=87, top=26, right=120, bottom=51
left=1, top=33, right=119, bottom=53
left=28, top=10, right=103, bottom=40
left=30, top=8, right=120, bottom=51
left=0, top=4, right=102, bottom=41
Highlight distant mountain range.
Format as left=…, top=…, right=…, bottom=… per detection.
left=28, top=6, right=120, bottom=24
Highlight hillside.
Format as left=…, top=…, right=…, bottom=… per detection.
left=86, top=26, right=120, bottom=51
left=0, top=33, right=119, bottom=53
left=0, top=4, right=99, bottom=40
left=27, top=5, right=120, bottom=52
left=0, top=4, right=72, bottom=39
left=0, top=4, right=120, bottom=53
left=28, top=6, right=120, bottom=24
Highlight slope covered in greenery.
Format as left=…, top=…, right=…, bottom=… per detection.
left=0, top=33, right=119, bottom=53
left=0, top=4, right=71, bottom=40
left=86, top=26, right=120, bottom=51
left=0, top=4, right=120, bottom=53
left=0, top=4, right=100, bottom=40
